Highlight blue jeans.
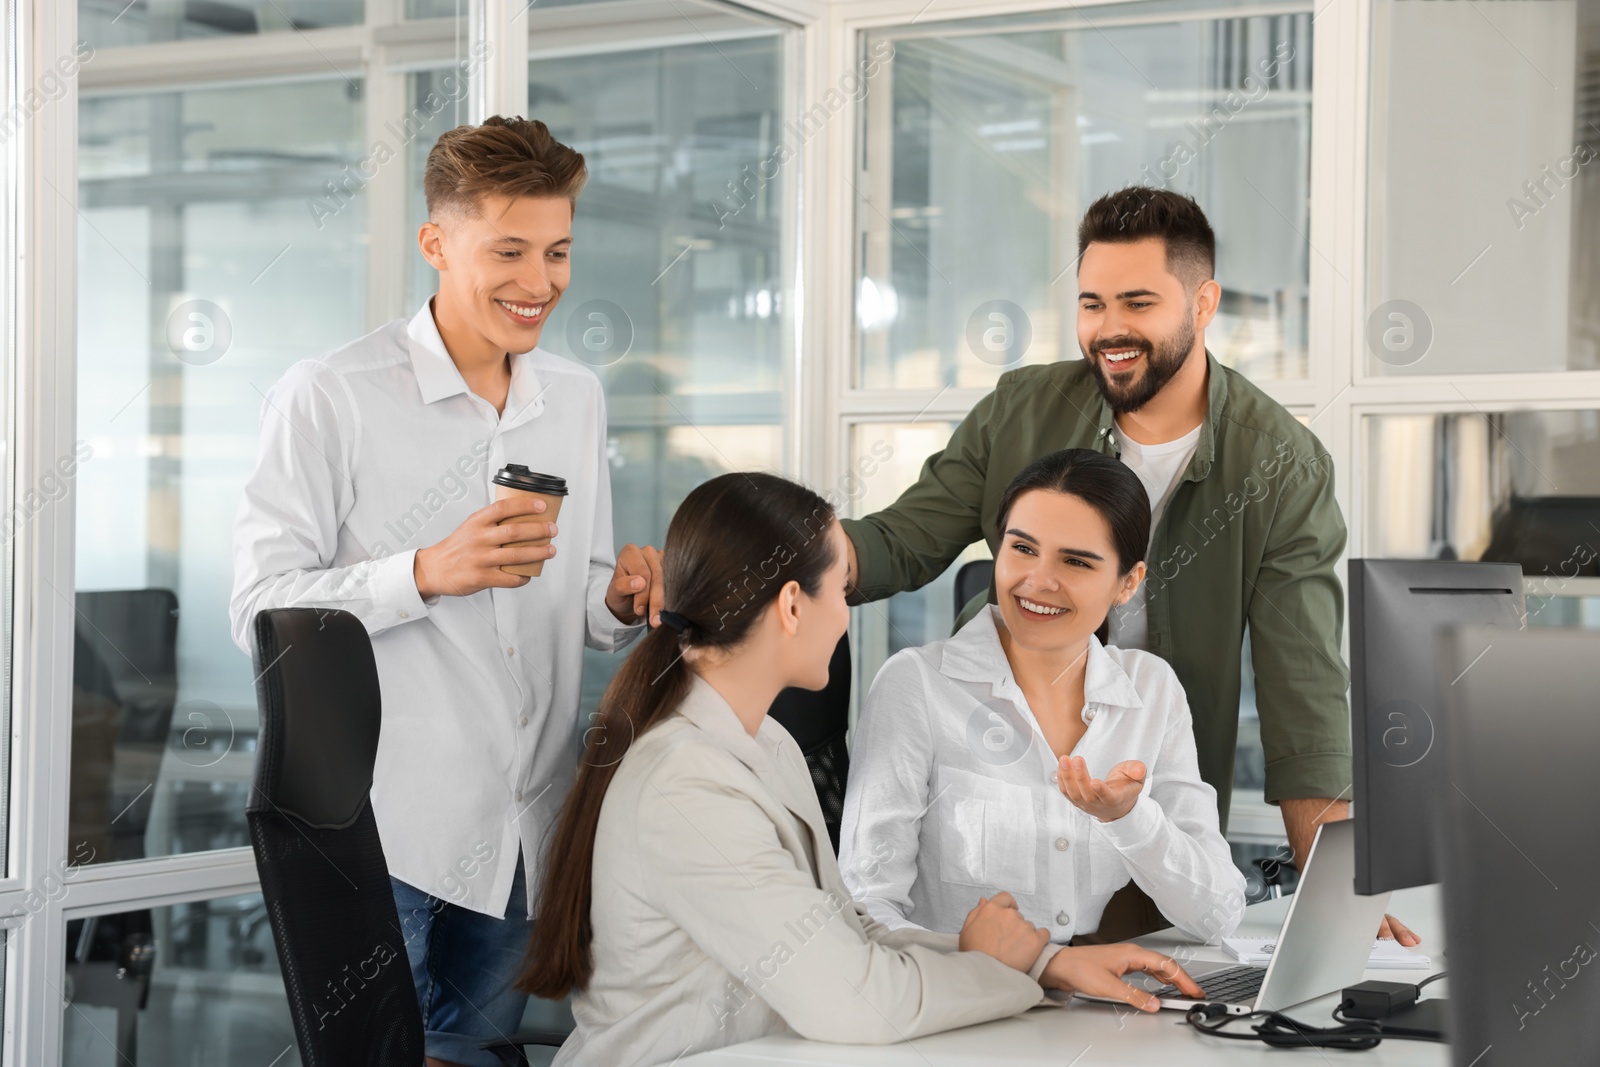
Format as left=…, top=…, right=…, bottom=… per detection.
left=392, top=857, right=532, bottom=1067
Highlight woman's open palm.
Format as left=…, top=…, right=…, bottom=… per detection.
left=1058, top=755, right=1146, bottom=822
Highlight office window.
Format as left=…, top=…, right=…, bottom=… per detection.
left=528, top=29, right=794, bottom=713
left=1525, top=593, right=1600, bottom=631
left=406, top=0, right=463, bottom=17
left=1366, top=0, right=1600, bottom=376
left=405, top=67, right=472, bottom=311
left=74, top=78, right=367, bottom=865
left=847, top=420, right=984, bottom=683
left=857, top=0, right=1314, bottom=392
left=1363, top=410, right=1600, bottom=577
left=62, top=892, right=299, bottom=1067
left=79, top=0, right=364, bottom=50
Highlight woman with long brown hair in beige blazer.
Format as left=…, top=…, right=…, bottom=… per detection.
left=520, top=472, right=1201, bottom=1066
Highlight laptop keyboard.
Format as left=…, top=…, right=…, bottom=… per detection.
left=1153, top=964, right=1265, bottom=1003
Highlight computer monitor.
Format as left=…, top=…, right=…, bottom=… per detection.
left=1348, top=559, right=1525, bottom=896
left=1439, top=627, right=1600, bottom=1066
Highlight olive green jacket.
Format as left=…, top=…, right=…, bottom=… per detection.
left=841, top=353, right=1351, bottom=826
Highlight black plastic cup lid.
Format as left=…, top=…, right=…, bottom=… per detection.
left=493, top=465, right=568, bottom=495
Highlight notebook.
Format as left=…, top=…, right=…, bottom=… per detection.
left=1222, top=935, right=1431, bottom=970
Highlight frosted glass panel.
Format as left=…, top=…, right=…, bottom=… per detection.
left=74, top=79, right=367, bottom=864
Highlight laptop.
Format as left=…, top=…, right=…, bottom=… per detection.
left=1078, top=819, right=1393, bottom=1015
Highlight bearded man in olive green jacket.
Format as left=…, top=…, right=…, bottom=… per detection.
left=841, top=186, right=1417, bottom=946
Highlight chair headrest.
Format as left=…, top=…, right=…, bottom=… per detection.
left=249, top=608, right=382, bottom=830
left=766, top=632, right=851, bottom=752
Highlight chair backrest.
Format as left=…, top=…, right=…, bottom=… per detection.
left=247, top=608, right=423, bottom=1067
left=954, top=559, right=995, bottom=621
left=74, top=588, right=181, bottom=859
left=1482, top=495, right=1600, bottom=575
left=75, top=588, right=179, bottom=685
left=766, top=633, right=851, bottom=854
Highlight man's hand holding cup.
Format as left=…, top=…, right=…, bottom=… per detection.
left=414, top=494, right=559, bottom=599
left=414, top=464, right=569, bottom=599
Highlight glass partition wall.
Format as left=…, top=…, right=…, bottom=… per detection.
left=526, top=10, right=795, bottom=715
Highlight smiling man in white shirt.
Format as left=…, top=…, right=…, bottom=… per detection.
left=230, top=117, right=662, bottom=1067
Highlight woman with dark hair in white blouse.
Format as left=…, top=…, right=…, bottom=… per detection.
left=841, top=448, right=1247, bottom=949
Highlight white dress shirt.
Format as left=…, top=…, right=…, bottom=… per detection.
left=840, top=606, right=1245, bottom=944
left=231, top=300, right=640, bottom=917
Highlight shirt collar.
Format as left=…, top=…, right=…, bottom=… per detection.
left=674, top=673, right=831, bottom=854
left=673, top=672, right=791, bottom=777
left=941, top=605, right=1144, bottom=711
left=500, top=348, right=548, bottom=430
left=405, top=300, right=547, bottom=426
left=406, top=300, right=469, bottom=404
left=1190, top=349, right=1229, bottom=481
left=1089, top=348, right=1228, bottom=483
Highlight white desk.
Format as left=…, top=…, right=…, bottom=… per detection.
left=678, top=886, right=1449, bottom=1066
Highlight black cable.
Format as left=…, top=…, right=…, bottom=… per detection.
left=1187, top=974, right=1452, bottom=1048
left=1330, top=1000, right=1449, bottom=1043
left=1185, top=1003, right=1383, bottom=1050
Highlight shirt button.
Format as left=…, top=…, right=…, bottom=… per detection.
left=1085, top=708, right=1097, bottom=721
left=1055, top=838, right=1069, bottom=851
left=1046, top=771, right=1057, bottom=785
left=506, top=646, right=515, bottom=657
left=399, top=610, right=409, bottom=619
left=1056, top=911, right=1071, bottom=926
left=519, top=716, right=529, bottom=727
left=515, top=790, right=523, bottom=802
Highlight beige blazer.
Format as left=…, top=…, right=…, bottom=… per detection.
left=555, top=674, right=1053, bottom=1066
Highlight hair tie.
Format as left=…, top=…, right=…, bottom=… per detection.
left=658, top=610, right=694, bottom=634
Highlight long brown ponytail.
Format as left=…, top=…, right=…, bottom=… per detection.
left=519, top=471, right=837, bottom=998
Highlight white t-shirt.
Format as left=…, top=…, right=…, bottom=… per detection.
left=1106, top=421, right=1203, bottom=651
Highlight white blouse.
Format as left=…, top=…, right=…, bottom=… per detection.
left=839, top=606, right=1246, bottom=945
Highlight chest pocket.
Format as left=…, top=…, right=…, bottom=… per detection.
left=936, top=766, right=1038, bottom=895
left=1086, top=822, right=1133, bottom=897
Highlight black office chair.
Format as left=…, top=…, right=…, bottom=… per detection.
left=64, top=621, right=156, bottom=1064
left=1249, top=856, right=1299, bottom=900
left=1482, top=495, right=1600, bottom=575
left=249, top=608, right=564, bottom=1066
left=64, top=588, right=182, bottom=1066
left=249, top=607, right=425, bottom=1066
left=954, top=559, right=994, bottom=621
left=74, top=588, right=180, bottom=859
left=766, top=633, right=852, bottom=854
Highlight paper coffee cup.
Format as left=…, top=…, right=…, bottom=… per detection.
left=493, top=465, right=568, bottom=577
